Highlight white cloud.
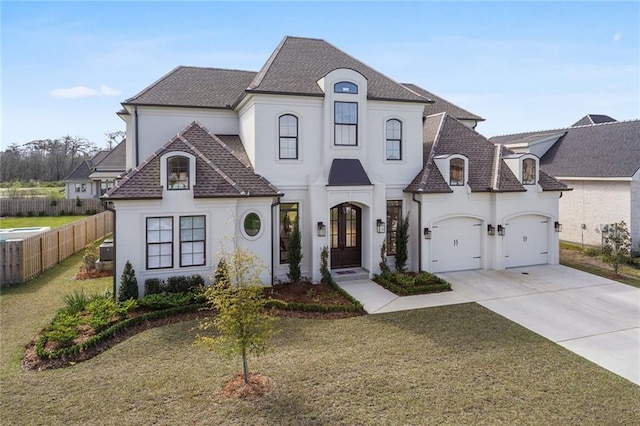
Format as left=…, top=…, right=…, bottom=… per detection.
left=613, top=32, right=622, bottom=41
left=49, top=85, right=121, bottom=99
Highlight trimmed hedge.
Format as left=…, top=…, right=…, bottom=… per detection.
left=374, top=272, right=451, bottom=296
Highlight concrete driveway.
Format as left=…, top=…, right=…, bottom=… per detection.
left=439, top=265, right=640, bottom=385
left=338, top=264, right=640, bottom=384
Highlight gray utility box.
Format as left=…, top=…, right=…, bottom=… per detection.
left=99, top=239, right=114, bottom=261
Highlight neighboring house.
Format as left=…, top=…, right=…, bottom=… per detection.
left=104, top=36, right=567, bottom=291
left=63, top=141, right=126, bottom=199
left=491, top=115, right=640, bottom=249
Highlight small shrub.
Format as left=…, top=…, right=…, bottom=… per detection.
left=58, top=210, right=66, bottom=216
left=26, top=211, right=34, bottom=217
left=379, top=242, right=390, bottom=275
left=44, top=311, right=80, bottom=348
left=76, top=196, right=83, bottom=207
left=395, top=214, right=410, bottom=273
left=319, top=246, right=331, bottom=284
left=118, top=261, right=139, bottom=301
left=38, top=210, right=46, bottom=216
left=166, top=276, right=191, bottom=293
left=584, top=248, right=600, bottom=257
left=190, top=274, right=205, bottom=288
left=82, top=241, right=98, bottom=271
left=287, top=222, right=303, bottom=283
left=138, top=293, right=196, bottom=309
left=63, top=289, right=91, bottom=314
left=15, top=211, right=22, bottom=217
left=214, top=259, right=230, bottom=287
left=86, top=297, right=136, bottom=332
left=50, top=199, right=58, bottom=207
left=144, top=278, right=164, bottom=296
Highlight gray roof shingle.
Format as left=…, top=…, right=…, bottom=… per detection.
left=104, top=122, right=280, bottom=200
left=406, top=113, right=567, bottom=193
left=124, top=67, right=257, bottom=108
left=401, top=83, right=484, bottom=122
left=247, top=36, right=428, bottom=103
left=93, top=140, right=126, bottom=172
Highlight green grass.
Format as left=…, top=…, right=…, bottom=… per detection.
left=560, top=243, right=640, bottom=289
left=1, top=256, right=639, bottom=424
left=0, top=216, right=88, bottom=229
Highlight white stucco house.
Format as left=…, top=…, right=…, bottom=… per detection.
left=491, top=115, right=640, bottom=250
left=104, top=36, right=567, bottom=292
left=63, top=141, right=126, bottom=199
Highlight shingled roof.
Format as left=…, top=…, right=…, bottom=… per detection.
left=124, top=67, right=257, bottom=108
left=491, top=118, right=640, bottom=178
left=63, top=150, right=109, bottom=181
left=572, top=114, right=617, bottom=127
left=406, top=113, right=567, bottom=193
left=540, top=120, right=640, bottom=178
left=401, top=83, right=484, bottom=122
left=104, top=122, right=280, bottom=200
left=93, top=140, right=126, bottom=173
left=247, top=36, right=428, bottom=103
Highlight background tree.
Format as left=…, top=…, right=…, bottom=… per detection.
left=287, top=222, right=302, bottom=282
left=105, top=130, right=125, bottom=150
left=118, top=261, right=139, bottom=301
left=394, top=214, right=410, bottom=273
left=602, top=221, right=631, bottom=275
left=196, top=245, right=278, bottom=384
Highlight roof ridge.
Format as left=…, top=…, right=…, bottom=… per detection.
left=123, top=66, right=183, bottom=104
left=247, top=36, right=288, bottom=91
left=177, top=134, right=244, bottom=195
left=177, top=65, right=256, bottom=74
left=492, top=117, right=640, bottom=138
left=491, top=144, right=502, bottom=191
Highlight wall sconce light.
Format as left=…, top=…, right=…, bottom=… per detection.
left=487, top=224, right=495, bottom=236
left=317, top=221, right=326, bottom=237
left=423, top=227, right=432, bottom=239
left=554, top=221, right=562, bottom=232
left=497, top=225, right=505, bottom=236
left=376, top=219, right=385, bottom=233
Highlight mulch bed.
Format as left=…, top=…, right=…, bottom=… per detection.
left=75, top=269, right=113, bottom=280
left=22, top=281, right=364, bottom=371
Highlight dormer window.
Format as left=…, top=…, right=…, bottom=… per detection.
left=522, top=158, right=536, bottom=185
left=167, top=156, right=189, bottom=190
left=334, top=81, right=358, bottom=94
left=450, top=158, right=465, bottom=186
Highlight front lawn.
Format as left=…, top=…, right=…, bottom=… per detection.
left=560, top=243, right=640, bottom=288
left=1, top=255, right=639, bottom=424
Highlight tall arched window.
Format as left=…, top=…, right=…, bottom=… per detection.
left=386, top=119, right=402, bottom=160
left=167, top=156, right=189, bottom=190
left=279, top=114, right=298, bottom=159
left=522, top=158, right=536, bottom=185
left=450, top=158, right=465, bottom=186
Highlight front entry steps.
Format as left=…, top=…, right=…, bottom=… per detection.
left=331, top=267, right=369, bottom=282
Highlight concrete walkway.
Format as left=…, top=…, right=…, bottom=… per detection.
left=337, top=265, right=640, bottom=385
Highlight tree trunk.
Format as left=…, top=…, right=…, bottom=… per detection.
left=242, top=348, right=249, bottom=384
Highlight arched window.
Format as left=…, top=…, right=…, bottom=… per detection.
left=450, top=158, right=465, bottom=186
left=167, top=156, right=189, bottom=190
left=279, top=114, right=298, bottom=159
left=334, top=81, right=358, bottom=94
left=386, top=119, right=402, bottom=160
left=522, top=158, right=536, bottom=185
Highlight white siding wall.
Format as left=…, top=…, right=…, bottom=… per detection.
left=631, top=172, right=640, bottom=251
left=558, top=179, right=632, bottom=248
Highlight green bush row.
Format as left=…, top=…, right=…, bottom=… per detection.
left=144, top=275, right=205, bottom=296
left=374, top=273, right=451, bottom=296
left=36, top=304, right=206, bottom=360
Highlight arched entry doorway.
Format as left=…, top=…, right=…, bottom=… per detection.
left=330, top=203, right=361, bottom=268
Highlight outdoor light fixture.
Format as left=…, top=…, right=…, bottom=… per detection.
left=376, top=219, right=386, bottom=233
left=487, top=224, right=495, bottom=236
left=423, top=227, right=432, bottom=239
left=497, top=225, right=505, bottom=236
left=554, top=221, right=562, bottom=232
left=317, top=221, right=326, bottom=237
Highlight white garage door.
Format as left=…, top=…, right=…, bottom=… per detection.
left=504, top=215, right=549, bottom=268
left=431, top=217, right=482, bottom=273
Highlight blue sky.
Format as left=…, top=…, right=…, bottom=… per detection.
left=2, top=1, right=638, bottom=150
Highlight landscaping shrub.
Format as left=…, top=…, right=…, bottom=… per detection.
left=320, top=246, right=331, bottom=284
left=166, top=275, right=191, bottom=293
left=63, top=289, right=92, bottom=314
left=86, top=297, right=136, bottom=332
left=144, top=278, right=164, bottom=296
left=118, top=261, right=139, bottom=301
left=26, top=211, right=34, bottom=217
left=374, top=271, right=451, bottom=296
left=38, top=210, right=46, bottom=216
left=82, top=241, right=98, bottom=271
left=584, top=248, right=600, bottom=257
left=395, top=214, right=410, bottom=272
left=85, top=208, right=97, bottom=215
left=44, top=311, right=80, bottom=348
left=138, top=293, right=196, bottom=310
left=287, top=222, right=303, bottom=282
left=214, top=259, right=230, bottom=287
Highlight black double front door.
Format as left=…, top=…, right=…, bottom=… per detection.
left=330, top=203, right=361, bottom=268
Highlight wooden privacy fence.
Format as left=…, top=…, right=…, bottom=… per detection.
left=0, top=211, right=113, bottom=286
left=0, top=198, right=104, bottom=217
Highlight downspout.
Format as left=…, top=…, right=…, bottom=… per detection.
left=134, top=106, right=139, bottom=167
left=412, top=193, right=423, bottom=272
left=270, top=197, right=281, bottom=286
left=103, top=201, right=117, bottom=300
